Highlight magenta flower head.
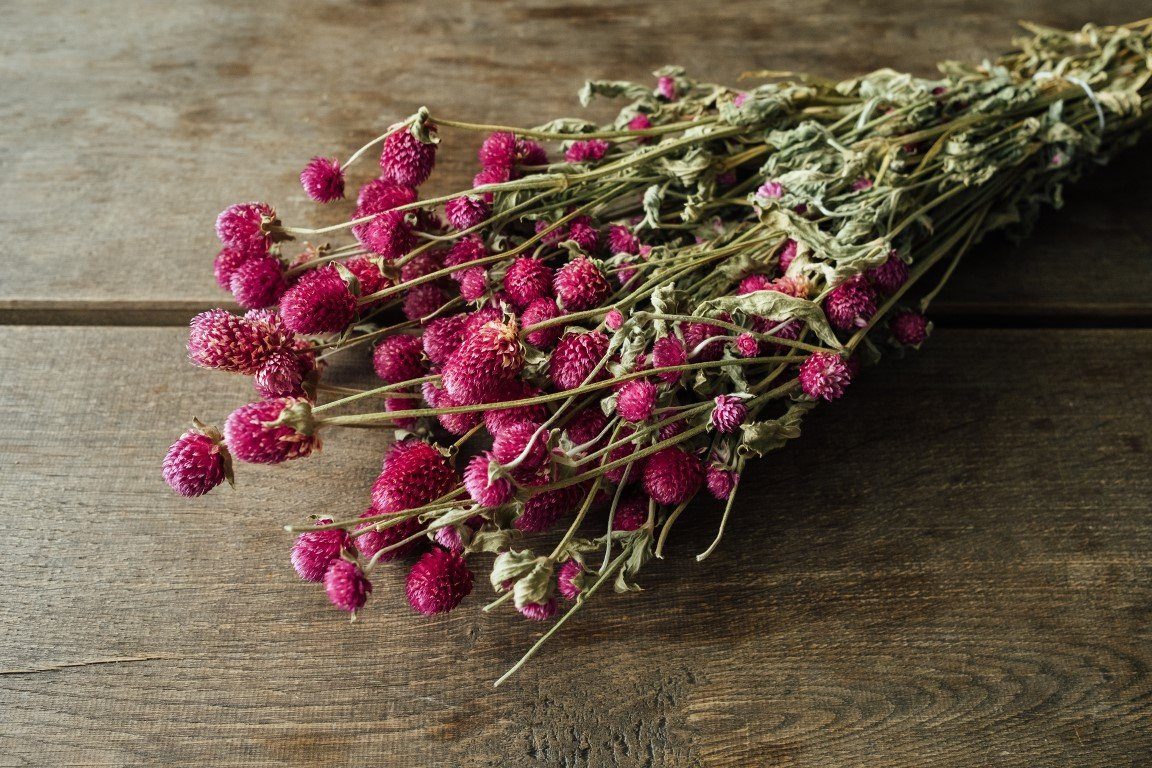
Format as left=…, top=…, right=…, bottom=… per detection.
left=612, top=492, right=648, bottom=532
left=464, top=452, right=514, bottom=507
left=442, top=317, right=524, bottom=404
left=291, top=519, right=351, bottom=582
left=710, top=394, right=747, bottom=433
left=550, top=330, right=610, bottom=390
left=515, top=137, right=548, bottom=166
left=735, top=332, right=759, bottom=358
left=492, top=420, right=549, bottom=469
left=483, top=382, right=549, bottom=436
left=343, top=256, right=390, bottom=303
left=519, top=598, right=558, bottom=621
left=300, top=156, right=345, bottom=203
left=521, top=298, right=563, bottom=348
left=214, top=247, right=250, bottom=290
left=424, top=383, right=482, bottom=436
left=866, top=250, right=910, bottom=295
left=229, top=255, right=287, bottom=310
left=756, top=181, right=784, bottom=200
left=778, top=238, right=799, bottom=273
left=406, top=548, right=474, bottom=615
left=445, top=194, right=490, bottom=231
left=279, top=265, right=357, bottom=335
left=738, top=273, right=773, bottom=295
left=564, top=406, right=608, bottom=448
left=566, top=217, right=602, bottom=254
left=357, top=178, right=418, bottom=213
left=564, top=139, right=610, bottom=164
left=356, top=209, right=415, bottom=260
left=188, top=308, right=266, bottom=374
left=402, top=283, right=448, bottom=321
left=479, top=131, right=517, bottom=170
left=516, top=485, right=582, bottom=532
left=890, top=310, right=930, bottom=346
left=372, top=334, right=424, bottom=384
left=444, top=234, right=488, bottom=274
left=162, top=422, right=231, bottom=497
left=372, top=439, right=458, bottom=512
left=616, top=379, right=658, bottom=423
left=557, top=558, right=586, bottom=600
left=642, top=447, right=705, bottom=505
left=354, top=508, right=423, bottom=561
left=379, top=125, right=437, bottom=187
left=254, top=350, right=306, bottom=399
left=825, top=275, right=878, bottom=331
left=799, top=352, right=852, bottom=401
left=215, top=202, right=274, bottom=257
left=324, top=558, right=372, bottom=613
left=607, top=224, right=641, bottom=255
left=554, top=256, right=611, bottom=311
left=458, top=267, right=489, bottom=302
left=605, top=307, right=625, bottom=330
left=223, top=397, right=318, bottom=465
left=656, top=75, right=678, bottom=101
left=503, top=257, right=554, bottom=310
left=421, top=313, right=468, bottom=366
left=626, top=113, right=653, bottom=141
left=706, top=466, right=738, bottom=500
left=651, top=335, right=687, bottom=384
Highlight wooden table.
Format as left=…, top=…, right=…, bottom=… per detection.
left=2, top=2, right=1149, bottom=766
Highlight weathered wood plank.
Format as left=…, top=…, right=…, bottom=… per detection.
left=1, top=1, right=1151, bottom=321
left=0, top=326, right=1148, bottom=766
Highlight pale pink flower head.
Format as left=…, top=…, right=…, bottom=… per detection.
left=890, top=310, right=930, bottom=346
left=799, top=352, right=852, bottom=401
left=324, top=558, right=372, bottom=613
left=554, top=256, right=610, bottom=311
left=215, top=202, right=274, bottom=257
left=445, top=195, right=490, bottom=231
left=503, top=257, right=554, bottom=310
left=651, top=335, right=687, bottom=383
left=406, top=548, right=474, bottom=615
left=372, top=439, right=458, bottom=512
left=642, top=447, right=704, bottom=505
left=223, top=397, right=317, bottom=465
left=616, top=379, right=658, bottom=423
left=557, top=558, right=585, bottom=600
left=866, top=250, right=909, bottom=296
left=824, top=275, right=878, bottom=331
left=564, top=139, right=610, bottom=164
left=279, top=265, right=357, bottom=335
left=372, top=334, right=424, bottom=384
left=521, top=298, right=563, bottom=348
left=706, top=466, right=737, bottom=500
left=464, top=452, right=514, bottom=507
left=656, top=75, right=678, bottom=101
left=550, top=330, right=610, bottom=389
left=756, top=181, right=784, bottom=200
left=300, top=156, right=345, bottom=203
left=519, top=597, right=558, bottom=621
left=162, top=425, right=230, bottom=497
left=379, top=126, right=436, bottom=187
left=710, top=395, right=747, bottom=433
left=229, top=255, right=287, bottom=310
left=291, top=519, right=351, bottom=582
left=605, top=307, right=625, bottom=330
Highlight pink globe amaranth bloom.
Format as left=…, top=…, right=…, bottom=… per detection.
left=651, top=336, right=687, bottom=384
left=521, top=298, right=563, bottom=348
left=550, top=330, right=610, bottom=390
left=445, top=195, right=490, bottom=231
left=778, top=238, right=799, bottom=273
left=682, top=320, right=727, bottom=361
left=478, top=131, right=517, bottom=170
left=229, top=255, right=287, bottom=310
left=564, top=406, right=608, bottom=448
left=458, top=267, right=489, bottom=302
left=711, top=395, right=747, bottom=433
left=291, top=519, right=351, bottom=582
left=769, top=275, right=809, bottom=299
left=373, top=334, right=424, bottom=384
left=483, top=381, right=549, bottom=436
left=399, top=249, right=444, bottom=283
left=472, top=165, right=511, bottom=202
left=659, top=420, right=686, bottom=441
left=605, top=308, right=625, bottom=330
left=626, top=113, right=653, bottom=143
left=462, top=306, right=502, bottom=336
left=254, top=351, right=306, bottom=399
left=492, top=420, right=548, bottom=469
left=566, top=218, right=602, bottom=254
left=557, top=559, right=585, bottom=600
left=372, top=439, right=458, bottom=511
left=442, top=318, right=524, bottom=404
left=163, top=427, right=229, bottom=497
left=343, top=256, right=390, bottom=307
left=423, top=382, right=483, bottom=435
left=516, top=138, right=548, bottom=166
left=354, top=508, right=423, bottom=561
left=735, top=332, right=759, bottom=358
left=516, top=485, right=583, bottom=533
left=402, top=283, right=448, bottom=321
left=554, top=257, right=610, bottom=311
left=214, top=247, right=250, bottom=290
left=612, top=492, right=648, bottom=532
left=215, top=202, right=274, bottom=257
left=534, top=218, right=570, bottom=247
left=444, top=234, right=488, bottom=274
left=706, top=466, right=738, bottom=500
left=738, top=273, right=773, bottom=295
left=503, top=257, right=554, bottom=309
left=755, top=317, right=803, bottom=355
left=616, top=379, right=658, bottom=423
left=224, top=397, right=317, bottom=465
left=890, top=310, right=930, bottom=346
left=464, top=452, right=514, bottom=507
left=422, top=314, right=468, bottom=366
left=824, top=275, right=878, bottom=331
left=866, top=251, right=910, bottom=296
left=357, top=178, right=418, bottom=213
left=357, top=210, right=415, bottom=260
left=607, top=224, right=640, bottom=255
left=300, top=156, right=345, bottom=203
left=324, top=558, right=372, bottom=613
left=643, top=447, right=705, bottom=506
left=279, top=265, right=357, bottom=335
left=799, top=352, right=852, bottom=401
left=656, top=75, right=678, bottom=101
left=564, top=139, right=610, bottom=164
left=605, top=428, right=646, bottom=485
left=519, top=597, right=558, bottom=621
left=188, top=308, right=293, bottom=375
left=379, top=126, right=436, bottom=187
left=385, top=395, right=419, bottom=431
left=756, top=181, right=784, bottom=200
left=406, top=548, right=474, bottom=615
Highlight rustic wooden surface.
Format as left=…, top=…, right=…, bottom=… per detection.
left=1, top=1, right=1150, bottom=766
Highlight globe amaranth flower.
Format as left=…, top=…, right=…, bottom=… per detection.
left=291, top=519, right=351, bottom=582
left=519, top=598, right=558, bottom=621
left=557, top=558, right=586, bottom=600
left=650, top=336, right=687, bottom=384
left=612, top=492, right=648, bottom=532
left=710, top=394, right=748, bottom=433
left=229, top=255, right=287, bottom=310
left=824, top=275, right=878, bottom=331
left=516, top=485, right=583, bottom=532
left=566, top=217, right=601, bottom=254
left=553, top=257, right=610, bottom=311
left=216, top=202, right=274, bottom=257
left=162, top=425, right=231, bottom=497
left=521, top=298, right=563, bottom=348
left=642, top=447, right=705, bottom=505
left=799, top=352, right=853, bottom=401
left=550, top=330, right=610, bottom=390
left=356, top=178, right=418, bottom=213
left=503, top=257, right=554, bottom=309
left=356, top=209, right=415, bottom=260
left=866, top=250, right=909, bottom=295
left=478, top=131, right=517, bottom=170
left=223, top=397, right=318, bottom=465
left=706, top=466, right=738, bottom=500
left=372, top=334, right=425, bottom=384
left=445, top=194, right=490, bottom=231
left=214, top=247, right=251, bottom=290
left=406, top=548, right=474, bottom=615
left=279, top=264, right=358, bottom=335
left=372, top=439, right=458, bottom=512
left=300, top=156, right=345, bottom=203
left=463, top=452, right=514, bottom=507
left=379, top=125, right=436, bottom=187
left=254, top=350, right=306, bottom=399
left=324, top=558, right=372, bottom=613
left=402, top=283, right=448, bottom=322
left=616, top=379, right=658, bottom=423
left=442, top=317, right=524, bottom=404
left=483, top=381, right=549, bottom=436
left=564, top=139, right=610, bottom=164
left=421, top=314, right=468, bottom=366
left=778, top=239, right=798, bottom=273
left=890, top=310, right=930, bottom=346
left=354, top=508, right=423, bottom=561
left=491, top=421, right=549, bottom=470
left=188, top=309, right=269, bottom=374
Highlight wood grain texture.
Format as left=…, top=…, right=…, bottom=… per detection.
left=2, top=0, right=1152, bottom=321
left=0, top=326, right=1148, bottom=767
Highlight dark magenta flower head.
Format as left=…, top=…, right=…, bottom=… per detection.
left=372, top=439, right=458, bottom=511
left=279, top=265, right=357, bottom=335
left=519, top=597, right=558, bottom=621
left=229, top=255, right=287, bottom=310
left=372, top=333, right=425, bottom=384
left=549, top=330, right=610, bottom=390
left=642, top=447, right=704, bottom=505
left=445, top=194, right=490, bottom=231
left=300, top=156, right=346, bottom=203
left=253, top=350, right=306, bottom=399
left=291, top=519, right=351, bottom=582
left=824, top=275, right=878, bottom=331
left=554, top=256, right=610, bottom=311
left=324, top=558, right=372, bottom=613
left=379, top=125, right=437, bottom=187
left=866, top=250, right=910, bottom=295
left=503, top=257, right=554, bottom=310
left=223, top=397, right=318, bottom=465
left=706, top=466, right=738, bottom=500
left=215, top=202, right=274, bottom=257
left=616, top=379, right=658, bottom=423
left=406, top=548, right=474, bottom=615
left=557, top=558, right=586, bottom=600
left=162, top=422, right=232, bottom=497
left=521, top=298, right=563, bottom=348
left=890, top=310, right=930, bottom=346
left=799, top=352, right=852, bottom=401
left=464, top=452, right=514, bottom=507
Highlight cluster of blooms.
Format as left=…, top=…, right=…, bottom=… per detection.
left=164, top=22, right=1150, bottom=681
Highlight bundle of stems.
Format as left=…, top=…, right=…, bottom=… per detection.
left=164, top=20, right=1152, bottom=683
